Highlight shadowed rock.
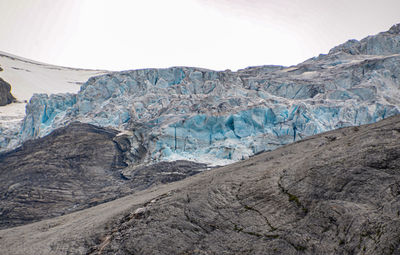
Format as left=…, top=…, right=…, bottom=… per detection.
left=0, top=122, right=206, bottom=229
left=0, top=77, right=15, bottom=106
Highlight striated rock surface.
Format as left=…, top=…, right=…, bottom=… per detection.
left=0, top=115, right=399, bottom=254
left=0, top=77, right=15, bottom=106
left=0, top=122, right=206, bottom=229
left=89, top=116, right=400, bottom=255
left=1, top=24, right=399, bottom=165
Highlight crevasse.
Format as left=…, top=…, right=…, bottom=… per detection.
left=2, top=25, right=400, bottom=165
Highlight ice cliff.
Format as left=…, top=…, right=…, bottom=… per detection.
left=2, top=24, right=400, bottom=165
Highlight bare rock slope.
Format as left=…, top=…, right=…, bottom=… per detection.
left=0, top=122, right=205, bottom=229
left=1, top=115, right=399, bottom=254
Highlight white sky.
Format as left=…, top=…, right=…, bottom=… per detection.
left=0, top=0, right=399, bottom=71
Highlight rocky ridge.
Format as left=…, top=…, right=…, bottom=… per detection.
left=0, top=122, right=206, bottom=229
left=0, top=114, right=399, bottom=254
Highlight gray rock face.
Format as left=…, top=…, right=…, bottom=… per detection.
left=0, top=115, right=399, bottom=255
left=80, top=117, right=399, bottom=255
left=0, top=122, right=206, bottom=229
left=0, top=77, right=15, bottom=106
left=86, top=116, right=400, bottom=255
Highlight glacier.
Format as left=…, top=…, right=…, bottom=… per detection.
left=2, top=24, right=400, bottom=165
left=0, top=50, right=109, bottom=151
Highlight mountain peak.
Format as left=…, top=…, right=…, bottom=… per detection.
left=388, top=23, right=400, bottom=34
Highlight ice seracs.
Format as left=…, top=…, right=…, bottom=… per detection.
left=0, top=51, right=109, bottom=150
left=2, top=24, right=400, bottom=166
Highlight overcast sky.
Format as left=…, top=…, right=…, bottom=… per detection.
left=0, top=0, right=399, bottom=71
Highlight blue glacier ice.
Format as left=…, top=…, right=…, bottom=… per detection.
left=2, top=24, right=400, bottom=165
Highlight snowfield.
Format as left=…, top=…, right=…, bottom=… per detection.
left=0, top=51, right=109, bottom=150
left=0, top=52, right=107, bottom=102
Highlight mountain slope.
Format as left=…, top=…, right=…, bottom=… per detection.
left=0, top=122, right=206, bottom=229
left=0, top=114, right=399, bottom=254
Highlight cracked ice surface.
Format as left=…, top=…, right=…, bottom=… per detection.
left=2, top=24, right=400, bottom=165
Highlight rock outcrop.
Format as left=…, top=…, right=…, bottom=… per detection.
left=87, top=115, right=400, bottom=255
left=0, top=122, right=206, bottom=229
left=1, top=114, right=399, bottom=254
left=0, top=77, right=15, bottom=106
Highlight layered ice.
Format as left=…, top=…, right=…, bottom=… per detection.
left=2, top=24, right=400, bottom=165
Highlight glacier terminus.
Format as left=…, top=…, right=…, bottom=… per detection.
left=1, top=24, right=400, bottom=166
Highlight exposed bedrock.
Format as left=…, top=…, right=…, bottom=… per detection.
left=77, top=115, right=400, bottom=255
left=1, top=114, right=399, bottom=254
left=0, top=122, right=206, bottom=229
left=0, top=77, right=15, bottom=106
